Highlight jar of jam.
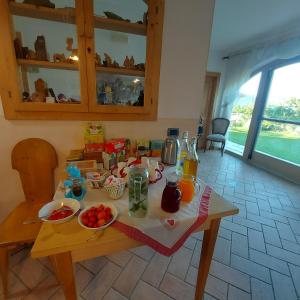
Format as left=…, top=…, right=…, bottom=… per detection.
left=161, top=176, right=181, bottom=213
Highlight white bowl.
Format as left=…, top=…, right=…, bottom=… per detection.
left=78, top=202, right=118, bottom=231
left=38, top=198, right=80, bottom=224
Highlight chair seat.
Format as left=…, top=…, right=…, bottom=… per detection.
left=0, top=201, right=46, bottom=247
left=207, top=134, right=226, bottom=142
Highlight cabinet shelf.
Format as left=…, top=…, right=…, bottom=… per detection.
left=96, top=66, right=145, bottom=77
left=10, top=2, right=147, bottom=35
left=9, top=2, right=76, bottom=24
left=94, top=16, right=147, bottom=36
left=17, top=59, right=145, bottom=76
left=17, top=59, right=79, bottom=70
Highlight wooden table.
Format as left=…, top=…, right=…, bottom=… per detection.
left=31, top=187, right=238, bottom=300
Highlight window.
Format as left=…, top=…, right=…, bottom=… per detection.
left=255, top=62, right=300, bottom=165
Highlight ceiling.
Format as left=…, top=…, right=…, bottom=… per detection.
left=210, top=0, right=300, bottom=54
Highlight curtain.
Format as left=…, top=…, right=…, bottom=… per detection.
left=217, top=36, right=300, bottom=119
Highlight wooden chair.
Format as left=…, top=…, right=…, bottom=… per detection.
left=0, top=138, right=57, bottom=298
left=205, top=118, right=230, bottom=156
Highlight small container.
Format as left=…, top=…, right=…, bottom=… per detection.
left=161, top=176, right=182, bottom=213
left=128, top=165, right=149, bottom=217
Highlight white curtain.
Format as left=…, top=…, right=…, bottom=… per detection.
left=217, top=36, right=300, bottom=119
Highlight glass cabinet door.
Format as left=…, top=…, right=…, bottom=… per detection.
left=85, top=0, right=150, bottom=113
left=9, top=0, right=88, bottom=112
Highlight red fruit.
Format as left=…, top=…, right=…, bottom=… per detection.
left=82, top=217, right=89, bottom=225
left=105, top=207, right=111, bottom=214
left=88, top=211, right=94, bottom=217
left=97, top=212, right=106, bottom=220
left=99, top=204, right=105, bottom=210
left=97, top=219, right=105, bottom=227
left=89, top=215, right=97, bottom=224
left=88, top=222, right=93, bottom=228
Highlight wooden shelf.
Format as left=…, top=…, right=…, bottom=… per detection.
left=9, top=2, right=76, bottom=24
left=9, top=2, right=147, bottom=36
left=94, top=16, right=147, bottom=36
left=96, top=66, right=145, bottom=77
left=17, top=59, right=79, bottom=70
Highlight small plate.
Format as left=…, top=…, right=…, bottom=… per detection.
left=38, top=198, right=80, bottom=224
left=78, top=202, right=118, bottom=231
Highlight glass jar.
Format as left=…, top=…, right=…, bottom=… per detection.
left=161, top=176, right=182, bottom=213
left=71, top=178, right=83, bottom=197
left=128, top=165, right=149, bottom=217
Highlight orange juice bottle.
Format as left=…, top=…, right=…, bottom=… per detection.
left=183, top=137, right=199, bottom=178
left=178, top=177, right=195, bottom=203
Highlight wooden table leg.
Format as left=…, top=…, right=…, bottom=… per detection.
left=195, top=218, right=221, bottom=300
left=50, top=252, right=77, bottom=300
left=0, top=246, right=9, bottom=298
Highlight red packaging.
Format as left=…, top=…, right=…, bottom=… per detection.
left=85, top=143, right=104, bottom=153
left=105, top=138, right=126, bottom=154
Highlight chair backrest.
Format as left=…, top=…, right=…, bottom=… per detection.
left=11, top=138, right=58, bottom=203
left=212, top=118, right=230, bottom=135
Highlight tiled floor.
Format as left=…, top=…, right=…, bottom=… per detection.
left=1, top=151, right=300, bottom=300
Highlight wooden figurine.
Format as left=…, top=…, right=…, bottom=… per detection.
left=129, top=56, right=135, bottom=69
left=103, top=53, right=112, bottom=67
left=104, top=11, right=130, bottom=22
left=14, top=38, right=23, bottom=58
left=26, top=49, right=36, bottom=60
left=66, top=37, right=79, bottom=61
left=23, top=0, right=55, bottom=8
left=135, top=63, right=145, bottom=71
left=53, top=53, right=66, bottom=63
left=143, top=12, right=148, bottom=25
left=31, top=92, right=44, bottom=102
left=34, top=36, right=48, bottom=61
left=95, top=53, right=101, bottom=66
left=112, top=60, right=119, bottom=68
left=123, top=56, right=130, bottom=68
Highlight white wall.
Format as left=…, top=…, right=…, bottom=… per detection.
left=0, top=0, right=215, bottom=222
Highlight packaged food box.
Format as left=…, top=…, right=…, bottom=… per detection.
left=83, top=150, right=103, bottom=163
left=66, top=149, right=84, bottom=161
left=105, top=138, right=126, bottom=154
left=103, top=152, right=117, bottom=171
left=84, top=122, right=105, bottom=152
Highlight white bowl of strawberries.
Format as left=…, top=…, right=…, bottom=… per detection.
left=78, top=203, right=118, bottom=230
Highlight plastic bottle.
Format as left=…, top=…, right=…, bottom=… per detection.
left=176, top=131, right=189, bottom=176
left=183, top=137, right=199, bottom=178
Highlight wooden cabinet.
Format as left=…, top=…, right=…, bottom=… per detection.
left=0, top=0, right=164, bottom=120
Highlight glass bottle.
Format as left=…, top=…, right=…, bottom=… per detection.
left=161, top=176, right=182, bottom=213
left=183, top=137, right=199, bottom=178
left=128, top=165, right=149, bottom=217
left=176, top=131, right=189, bottom=176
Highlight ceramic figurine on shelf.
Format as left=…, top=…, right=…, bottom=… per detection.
left=129, top=56, right=135, bottom=69
left=123, top=56, right=130, bottom=68
left=31, top=77, right=48, bottom=102
left=95, top=53, right=101, bottom=66
left=23, top=0, right=55, bottom=8
left=103, top=53, right=113, bottom=67
left=105, top=85, right=113, bottom=103
left=57, top=93, right=69, bottom=103
left=34, top=36, right=48, bottom=61
left=53, top=53, right=66, bottom=63
left=22, top=91, right=30, bottom=102
left=66, top=37, right=79, bottom=62
left=14, top=38, right=23, bottom=58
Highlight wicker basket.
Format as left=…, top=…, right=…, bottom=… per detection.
left=104, top=182, right=126, bottom=199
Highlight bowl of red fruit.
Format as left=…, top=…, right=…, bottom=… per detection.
left=38, top=198, right=80, bottom=224
left=78, top=203, right=118, bottom=230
